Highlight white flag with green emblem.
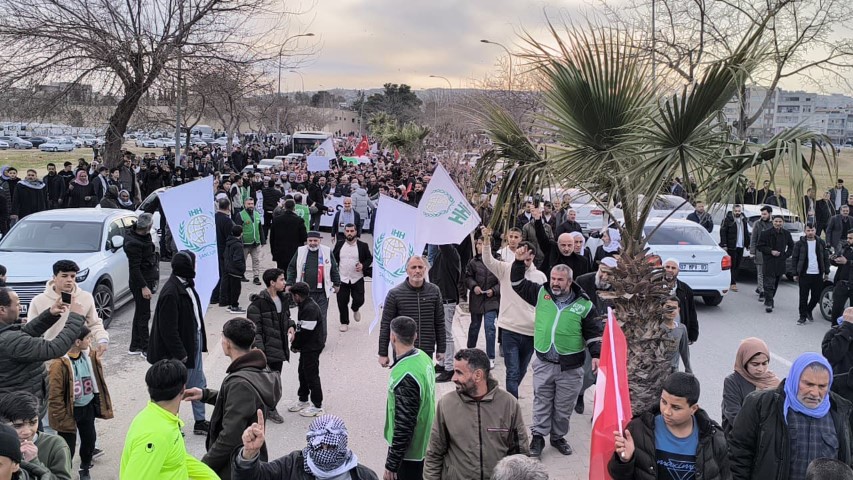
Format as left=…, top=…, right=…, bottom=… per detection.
left=369, top=195, right=424, bottom=334
left=416, top=163, right=481, bottom=245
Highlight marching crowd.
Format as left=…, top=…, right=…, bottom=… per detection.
left=3, top=134, right=853, bottom=480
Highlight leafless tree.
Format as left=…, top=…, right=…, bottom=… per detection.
left=0, top=0, right=313, bottom=166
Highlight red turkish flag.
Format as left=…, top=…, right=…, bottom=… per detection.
left=589, top=308, right=632, bottom=480
left=354, top=136, right=369, bottom=157
left=393, top=148, right=400, bottom=161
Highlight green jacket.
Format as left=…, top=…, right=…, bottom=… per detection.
left=33, top=432, right=71, bottom=480
left=240, top=209, right=262, bottom=246
left=120, top=401, right=218, bottom=480
left=294, top=204, right=311, bottom=231
left=385, top=349, right=435, bottom=466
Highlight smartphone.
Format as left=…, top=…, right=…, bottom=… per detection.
left=61, top=291, right=72, bottom=305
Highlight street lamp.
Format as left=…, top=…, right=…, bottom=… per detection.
left=277, top=33, right=314, bottom=137
left=481, top=39, right=512, bottom=91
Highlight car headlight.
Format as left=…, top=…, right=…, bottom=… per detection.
left=76, top=268, right=89, bottom=283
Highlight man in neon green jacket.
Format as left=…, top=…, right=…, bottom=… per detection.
left=120, top=359, right=218, bottom=480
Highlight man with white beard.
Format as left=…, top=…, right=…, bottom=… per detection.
left=287, top=232, right=341, bottom=326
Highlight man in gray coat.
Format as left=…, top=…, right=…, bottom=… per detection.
left=750, top=205, right=773, bottom=301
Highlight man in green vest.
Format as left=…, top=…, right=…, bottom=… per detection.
left=384, top=316, right=435, bottom=480
left=240, top=197, right=263, bottom=285
left=293, top=193, right=311, bottom=232
left=509, top=242, right=602, bottom=459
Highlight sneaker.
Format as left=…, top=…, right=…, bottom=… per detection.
left=228, top=306, right=246, bottom=314
left=574, top=395, right=585, bottom=414
left=807, top=312, right=815, bottom=322
left=434, top=364, right=444, bottom=374
left=797, top=317, right=807, bottom=325
left=79, top=469, right=91, bottom=480
left=299, top=406, right=325, bottom=417
left=127, top=349, right=142, bottom=356
left=730, top=284, right=738, bottom=292
left=529, top=435, right=545, bottom=458
left=241, top=276, right=250, bottom=283
left=288, top=400, right=310, bottom=412
left=91, top=448, right=105, bottom=460
left=267, top=409, right=284, bottom=424
left=193, top=420, right=210, bottom=435
left=353, top=310, right=361, bottom=322
left=436, top=370, right=454, bottom=383
left=550, top=437, right=573, bottom=455
left=765, top=304, right=773, bottom=313
left=758, top=293, right=765, bottom=302
left=339, top=325, right=349, bottom=332
left=79, top=462, right=94, bottom=470
left=489, top=359, right=495, bottom=369
left=141, top=351, right=147, bottom=359
left=253, top=277, right=261, bottom=285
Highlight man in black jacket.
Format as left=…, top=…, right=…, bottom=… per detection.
left=663, top=259, right=699, bottom=343
left=11, top=169, right=47, bottom=219
left=510, top=244, right=602, bottom=458
left=555, top=209, right=584, bottom=238
left=332, top=225, right=372, bottom=332
left=756, top=180, right=774, bottom=204
left=817, top=190, right=837, bottom=239
left=269, top=199, right=307, bottom=270
left=432, top=244, right=461, bottom=383
left=307, top=177, right=328, bottom=231
left=757, top=215, right=794, bottom=313
left=287, top=282, right=326, bottom=417
left=124, top=213, right=159, bottom=355
left=832, top=179, right=849, bottom=212
left=831, top=230, right=853, bottom=322
left=792, top=224, right=831, bottom=324
left=331, top=198, right=362, bottom=242
left=43, top=163, right=65, bottom=209
left=212, top=197, right=234, bottom=306
left=822, top=307, right=853, bottom=403
left=260, top=179, right=281, bottom=239
left=719, top=204, right=749, bottom=292
left=827, top=205, right=853, bottom=252
left=686, top=201, right=713, bottom=233
left=728, top=353, right=853, bottom=480
left=147, top=251, right=210, bottom=435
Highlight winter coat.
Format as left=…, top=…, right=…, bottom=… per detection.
left=464, top=254, right=500, bottom=315
left=247, top=289, right=295, bottom=363
left=42, top=173, right=65, bottom=205
left=332, top=239, right=373, bottom=278
left=522, top=219, right=553, bottom=269
left=721, top=371, right=757, bottom=438
left=124, top=229, right=159, bottom=290
left=269, top=211, right=307, bottom=267
left=791, top=236, right=830, bottom=276
left=351, top=186, right=374, bottom=219
left=673, top=279, right=699, bottom=343
left=378, top=280, right=446, bottom=358
left=757, top=227, right=794, bottom=276
left=831, top=187, right=849, bottom=209
left=823, top=322, right=853, bottom=403
left=231, top=450, right=378, bottom=480
left=432, top=244, right=461, bottom=304
left=27, top=281, right=108, bottom=345
left=332, top=209, right=362, bottom=237
left=201, top=349, right=282, bottom=480
left=423, top=379, right=529, bottom=480
left=62, top=181, right=97, bottom=208
left=608, top=408, right=731, bottom=480
left=216, top=211, right=236, bottom=260
left=261, top=187, right=282, bottom=214
left=47, top=352, right=114, bottom=433
left=719, top=212, right=750, bottom=250
left=750, top=218, right=772, bottom=265
left=12, top=179, right=47, bottom=218
left=481, top=243, right=546, bottom=337
left=291, top=297, right=325, bottom=352
left=827, top=214, right=853, bottom=251
left=817, top=199, right=836, bottom=228
left=148, top=275, right=208, bottom=369
left=728, top=380, right=853, bottom=480
left=688, top=210, right=714, bottom=233
left=574, top=271, right=613, bottom=314
left=224, top=235, right=247, bottom=277
left=0, top=311, right=84, bottom=417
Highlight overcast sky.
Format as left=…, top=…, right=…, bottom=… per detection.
left=285, top=0, right=575, bottom=92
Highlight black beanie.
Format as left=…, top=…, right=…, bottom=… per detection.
left=0, top=423, right=21, bottom=464
left=171, top=250, right=196, bottom=280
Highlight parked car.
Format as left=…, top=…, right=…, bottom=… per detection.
left=27, top=136, right=52, bottom=147
left=0, top=209, right=158, bottom=327
left=0, top=136, right=32, bottom=149
left=0, top=140, right=9, bottom=150
left=38, top=137, right=75, bottom=152
left=139, top=138, right=165, bottom=148
left=77, top=134, right=98, bottom=147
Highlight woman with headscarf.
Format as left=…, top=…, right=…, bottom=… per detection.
left=62, top=169, right=97, bottom=208
left=565, top=231, right=593, bottom=277
left=721, top=337, right=781, bottom=437
left=99, top=185, right=120, bottom=209
left=594, top=227, right=621, bottom=265
left=232, top=413, right=378, bottom=479
left=117, top=189, right=135, bottom=210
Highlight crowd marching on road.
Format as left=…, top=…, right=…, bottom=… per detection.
left=5, top=133, right=853, bottom=480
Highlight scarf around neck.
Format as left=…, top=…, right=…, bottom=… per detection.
left=302, top=415, right=358, bottom=478
left=783, top=352, right=833, bottom=422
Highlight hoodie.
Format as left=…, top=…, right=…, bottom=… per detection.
left=11, top=178, right=47, bottom=218
left=27, top=280, right=108, bottom=345
left=200, top=349, right=282, bottom=479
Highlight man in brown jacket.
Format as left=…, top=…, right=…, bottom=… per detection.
left=423, top=348, right=529, bottom=480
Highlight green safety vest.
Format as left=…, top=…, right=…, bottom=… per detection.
left=240, top=209, right=261, bottom=245
left=385, top=349, right=436, bottom=461
left=533, top=287, right=593, bottom=355
left=294, top=204, right=311, bottom=230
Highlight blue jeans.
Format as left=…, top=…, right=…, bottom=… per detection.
left=186, top=331, right=207, bottom=422
left=467, top=310, right=498, bottom=359
left=501, top=329, right=534, bottom=398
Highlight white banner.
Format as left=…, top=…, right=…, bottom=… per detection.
left=159, top=176, right=218, bottom=312
left=416, top=163, right=481, bottom=245
left=369, top=195, right=424, bottom=333
left=306, top=138, right=336, bottom=172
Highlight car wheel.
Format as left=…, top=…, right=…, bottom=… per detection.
left=94, top=283, right=115, bottom=329
left=821, top=285, right=834, bottom=321
left=702, top=293, right=724, bottom=306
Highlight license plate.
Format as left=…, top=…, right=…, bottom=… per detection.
left=680, top=263, right=708, bottom=272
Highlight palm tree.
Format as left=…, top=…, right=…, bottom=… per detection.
left=473, top=22, right=835, bottom=412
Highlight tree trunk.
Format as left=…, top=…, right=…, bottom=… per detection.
left=601, top=239, right=677, bottom=413
left=103, top=84, right=147, bottom=168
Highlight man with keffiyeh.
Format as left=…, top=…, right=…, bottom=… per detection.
left=729, top=352, right=853, bottom=480
left=232, top=412, right=378, bottom=479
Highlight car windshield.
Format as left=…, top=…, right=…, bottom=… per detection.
left=0, top=220, right=103, bottom=252
left=644, top=225, right=716, bottom=246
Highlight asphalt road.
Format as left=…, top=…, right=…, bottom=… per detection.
left=80, top=237, right=832, bottom=479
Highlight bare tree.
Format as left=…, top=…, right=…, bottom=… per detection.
left=0, top=0, right=310, bottom=166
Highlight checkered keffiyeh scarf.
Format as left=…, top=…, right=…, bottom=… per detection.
left=302, top=415, right=358, bottom=479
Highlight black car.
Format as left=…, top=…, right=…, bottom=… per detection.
left=27, top=136, right=51, bottom=147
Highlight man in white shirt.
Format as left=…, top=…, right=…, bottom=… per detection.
left=792, top=224, right=830, bottom=325
left=497, top=227, right=523, bottom=262
left=332, top=224, right=372, bottom=332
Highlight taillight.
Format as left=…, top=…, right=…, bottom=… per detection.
left=722, top=255, right=731, bottom=270
left=590, top=209, right=603, bottom=215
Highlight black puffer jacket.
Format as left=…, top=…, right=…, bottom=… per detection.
left=823, top=322, right=853, bottom=403
left=728, top=380, right=853, bottom=480
left=608, top=408, right=731, bottom=480
left=247, top=289, right=296, bottom=363
left=291, top=297, right=325, bottom=352
left=377, top=280, right=446, bottom=358
left=224, top=235, right=247, bottom=277
left=464, top=254, right=500, bottom=315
